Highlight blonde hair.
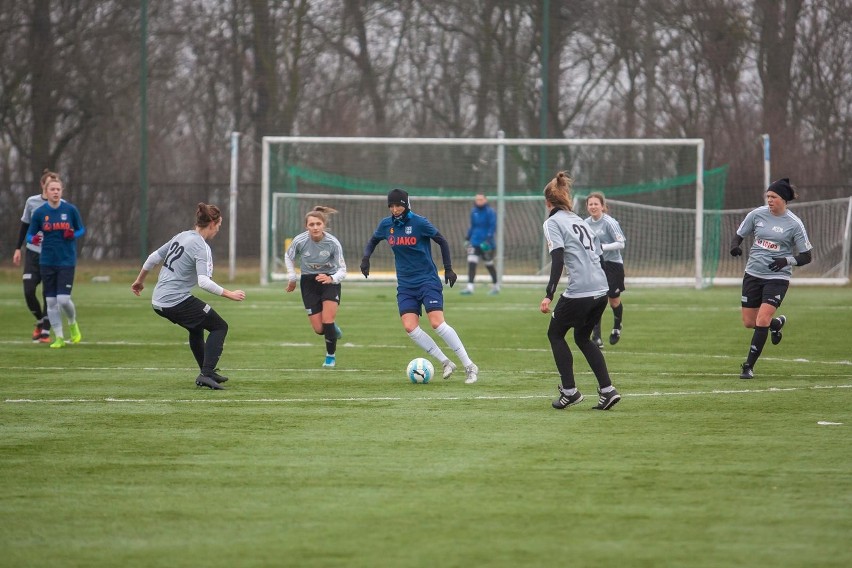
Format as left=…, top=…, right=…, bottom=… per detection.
left=586, top=191, right=608, bottom=213
left=305, top=205, right=338, bottom=226
left=195, top=203, right=222, bottom=228
left=543, top=171, right=574, bottom=211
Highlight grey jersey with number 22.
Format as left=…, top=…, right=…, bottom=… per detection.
left=151, top=230, right=216, bottom=308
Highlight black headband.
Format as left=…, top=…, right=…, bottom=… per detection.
left=767, top=178, right=794, bottom=202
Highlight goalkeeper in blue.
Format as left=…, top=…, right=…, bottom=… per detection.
left=730, top=178, right=813, bottom=380
left=360, top=188, right=479, bottom=384
left=461, top=193, right=499, bottom=296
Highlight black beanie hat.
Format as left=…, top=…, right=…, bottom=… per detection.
left=387, top=188, right=409, bottom=207
left=767, top=178, right=795, bottom=202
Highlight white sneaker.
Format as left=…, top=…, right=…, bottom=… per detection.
left=464, top=363, right=479, bottom=384
left=442, top=360, right=457, bottom=379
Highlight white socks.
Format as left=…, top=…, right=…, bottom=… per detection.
left=434, top=322, right=473, bottom=367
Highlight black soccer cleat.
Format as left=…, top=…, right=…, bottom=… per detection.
left=592, top=387, right=621, bottom=410
left=552, top=386, right=584, bottom=409
left=609, top=327, right=622, bottom=345
left=196, top=374, right=225, bottom=390
left=771, top=315, right=786, bottom=346
left=739, top=362, right=754, bottom=380
left=208, top=369, right=229, bottom=383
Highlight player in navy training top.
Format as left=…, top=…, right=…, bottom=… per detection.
left=360, top=188, right=479, bottom=384
left=730, top=178, right=813, bottom=380
left=25, top=172, right=85, bottom=349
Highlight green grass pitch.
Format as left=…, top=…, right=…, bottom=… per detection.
left=1, top=278, right=850, bottom=567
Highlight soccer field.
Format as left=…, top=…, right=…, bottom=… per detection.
left=1, top=279, right=850, bottom=568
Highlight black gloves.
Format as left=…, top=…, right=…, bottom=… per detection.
left=768, top=257, right=788, bottom=272
left=444, top=268, right=457, bottom=287
left=360, top=256, right=370, bottom=278
left=730, top=245, right=742, bottom=257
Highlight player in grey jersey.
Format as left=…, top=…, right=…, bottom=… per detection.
left=540, top=172, right=621, bottom=411
left=131, top=203, right=246, bottom=390
left=285, top=206, right=347, bottom=368
left=11, top=170, right=57, bottom=343
left=585, top=192, right=627, bottom=347
left=730, top=178, right=813, bottom=380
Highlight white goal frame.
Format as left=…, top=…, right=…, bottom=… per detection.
left=261, top=135, right=706, bottom=286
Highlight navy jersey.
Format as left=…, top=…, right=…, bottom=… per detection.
left=370, top=212, right=442, bottom=289
left=27, top=201, right=85, bottom=267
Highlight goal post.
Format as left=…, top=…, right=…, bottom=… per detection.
left=261, top=135, right=710, bottom=286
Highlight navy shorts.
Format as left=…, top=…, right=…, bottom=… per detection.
left=741, top=273, right=789, bottom=309
left=300, top=274, right=341, bottom=316
left=41, top=265, right=76, bottom=297
left=397, top=281, right=444, bottom=316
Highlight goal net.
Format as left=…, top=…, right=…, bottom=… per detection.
left=260, top=136, right=850, bottom=287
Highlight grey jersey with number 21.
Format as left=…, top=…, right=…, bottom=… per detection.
left=543, top=208, right=609, bottom=298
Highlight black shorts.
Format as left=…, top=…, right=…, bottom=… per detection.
left=549, top=294, right=609, bottom=337
left=22, top=249, right=42, bottom=283
left=741, top=273, right=789, bottom=309
left=300, top=274, right=341, bottom=316
left=466, top=243, right=495, bottom=262
left=154, top=296, right=221, bottom=330
left=602, top=261, right=625, bottom=298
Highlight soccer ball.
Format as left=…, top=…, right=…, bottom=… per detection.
left=406, top=358, right=435, bottom=384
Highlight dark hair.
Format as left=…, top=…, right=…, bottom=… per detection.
left=305, top=205, right=338, bottom=225
left=544, top=171, right=574, bottom=211
left=196, top=203, right=222, bottom=228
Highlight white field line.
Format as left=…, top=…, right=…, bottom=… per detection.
left=4, top=384, right=851, bottom=405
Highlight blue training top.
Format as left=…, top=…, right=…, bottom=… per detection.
left=466, top=203, right=496, bottom=248
left=27, top=201, right=85, bottom=266
left=366, top=211, right=448, bottom=289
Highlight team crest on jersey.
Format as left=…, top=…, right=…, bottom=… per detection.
left=318, top=250, right=330, bottom=258
left=405, top=226, right=412, bottom=235
left=61, top=213, right=68, bottom=221
left=772, top=226, right=784, bottom=233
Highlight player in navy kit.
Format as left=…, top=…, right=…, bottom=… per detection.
left=131, top=203, right=246, bottom=390
left=25, top=172, right=85, bottom=349
left=540, top=172, right=620, bottom=410
left=730, top=178, right=813, bottom=380
left=285, top=206, right=347, bottom=368
left=12, top=169, right=56, bottom=343
left=360, top=188, right=479, bottom=384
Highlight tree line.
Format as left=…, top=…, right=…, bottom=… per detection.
left=1, top=0, right=850, bottom=259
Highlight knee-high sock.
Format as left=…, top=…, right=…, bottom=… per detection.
left=46, top=296, right=63, bottom=338
left=23, top=275, right=44, bottom=322
left=188, top=328, right=205, bottom=369
left=435, top=322, right=472, bottom=367
left=612, top=303, right=623, bottom=329
left=323, top=322, right=337, bottom=355
left=56, top=295, right=76, bottom=324
left=407, top=327, right=448, bottom=362
left=202, top=328, right=227, bottom=375
left=467, top=261, right=476, bottom=284
left=547, top=323, right=575, bottom=389
left=745, top=326, right=769, bottom=368
left=485, top=264, right=497, bottom=284
left=574, top=329, right=613, bottom=389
